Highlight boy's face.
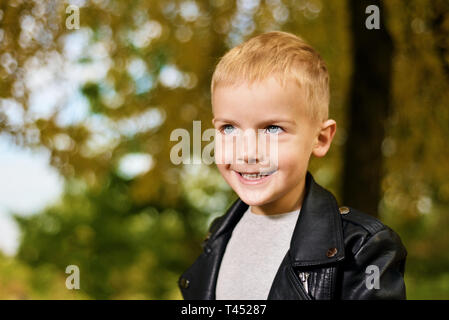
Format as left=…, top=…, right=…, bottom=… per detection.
left=212, top=76, right=334, bottom=215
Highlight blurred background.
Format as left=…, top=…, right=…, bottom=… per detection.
left=0, top=0, right=448, bottom=299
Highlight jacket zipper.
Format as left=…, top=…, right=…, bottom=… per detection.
left=287, top=266, right=311, bottom=300
left=298, top=272, right=310, bottom=294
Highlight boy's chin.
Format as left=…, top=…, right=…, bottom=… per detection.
left=235, top=192, right=272, bottom=206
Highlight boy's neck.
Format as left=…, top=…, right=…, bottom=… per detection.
left=249, top=176, right=306, bottom=216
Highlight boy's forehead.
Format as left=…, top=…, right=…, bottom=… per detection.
left=212, top=78, right=307, bottom=117
left=213, top=76, right=303, bottom=97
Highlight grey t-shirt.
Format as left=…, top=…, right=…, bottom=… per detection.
left=215, top=205, right=300, bottom=300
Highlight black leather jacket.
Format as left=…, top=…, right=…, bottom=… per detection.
left=178, top=171, right=407, bottom=300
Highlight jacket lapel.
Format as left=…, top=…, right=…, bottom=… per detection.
left=267, top=172, right=345, bottom=299
left=288, top=171, right=345, bottom=266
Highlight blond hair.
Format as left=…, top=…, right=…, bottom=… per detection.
left=211, top=31, right=330, bottom=123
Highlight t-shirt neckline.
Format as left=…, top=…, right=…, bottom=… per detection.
left=248, top=206, right=301, bottom=218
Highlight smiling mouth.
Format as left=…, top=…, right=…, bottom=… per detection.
left=236, top=170, right=277, bottom=180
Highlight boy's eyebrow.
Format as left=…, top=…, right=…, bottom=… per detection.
left=214, top=118, right=296, bottom=126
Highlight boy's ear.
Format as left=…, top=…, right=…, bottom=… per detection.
left=312, top=119, right=337, bottom=158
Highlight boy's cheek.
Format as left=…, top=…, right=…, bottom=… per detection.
left=214, top=134, right=239, bottom=165
left=214, top=141, right=235, bottom=165
left=216, top=164, right=233, bottom=184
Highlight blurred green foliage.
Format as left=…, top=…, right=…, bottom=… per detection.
left=11, top=167, right=233, bottom=299
left=0, top=0, right=448, bottom=299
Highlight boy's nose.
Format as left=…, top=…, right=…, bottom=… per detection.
left=244, top=154, right=258, bottom=164
left=234, top=130, right=279, bottom=168
left=238, top=130, right=259, bottom=164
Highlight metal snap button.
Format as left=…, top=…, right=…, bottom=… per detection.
left=339, top=206, right=350, bottom=215
left=179, top=278, right=190, bottom=289
left=327, top=247, right=338, bottom=258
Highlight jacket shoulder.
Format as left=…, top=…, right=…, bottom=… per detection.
left=337, top=206, right=407, bottom=299
left=339, top=206, right=407, bottom=258
left=339, top=206, right=386, bottom=236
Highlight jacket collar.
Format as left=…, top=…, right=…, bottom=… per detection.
left=208, top=171, right=345, bottom=266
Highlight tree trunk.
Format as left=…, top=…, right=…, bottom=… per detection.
left=343, top=0, right=394, bottom=217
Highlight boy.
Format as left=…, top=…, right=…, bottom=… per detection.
left=178, top=31, right=407, bottom=300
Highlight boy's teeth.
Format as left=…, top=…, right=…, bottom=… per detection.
left=240, top=172, right=273, bottom=180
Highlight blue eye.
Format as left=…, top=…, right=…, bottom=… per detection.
left=221, top=124, right=235, bottom=135
left=265, top=125, right=283, bottom=134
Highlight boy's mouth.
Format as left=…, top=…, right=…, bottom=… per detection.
left=234, top=170, right=277, bottom=184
